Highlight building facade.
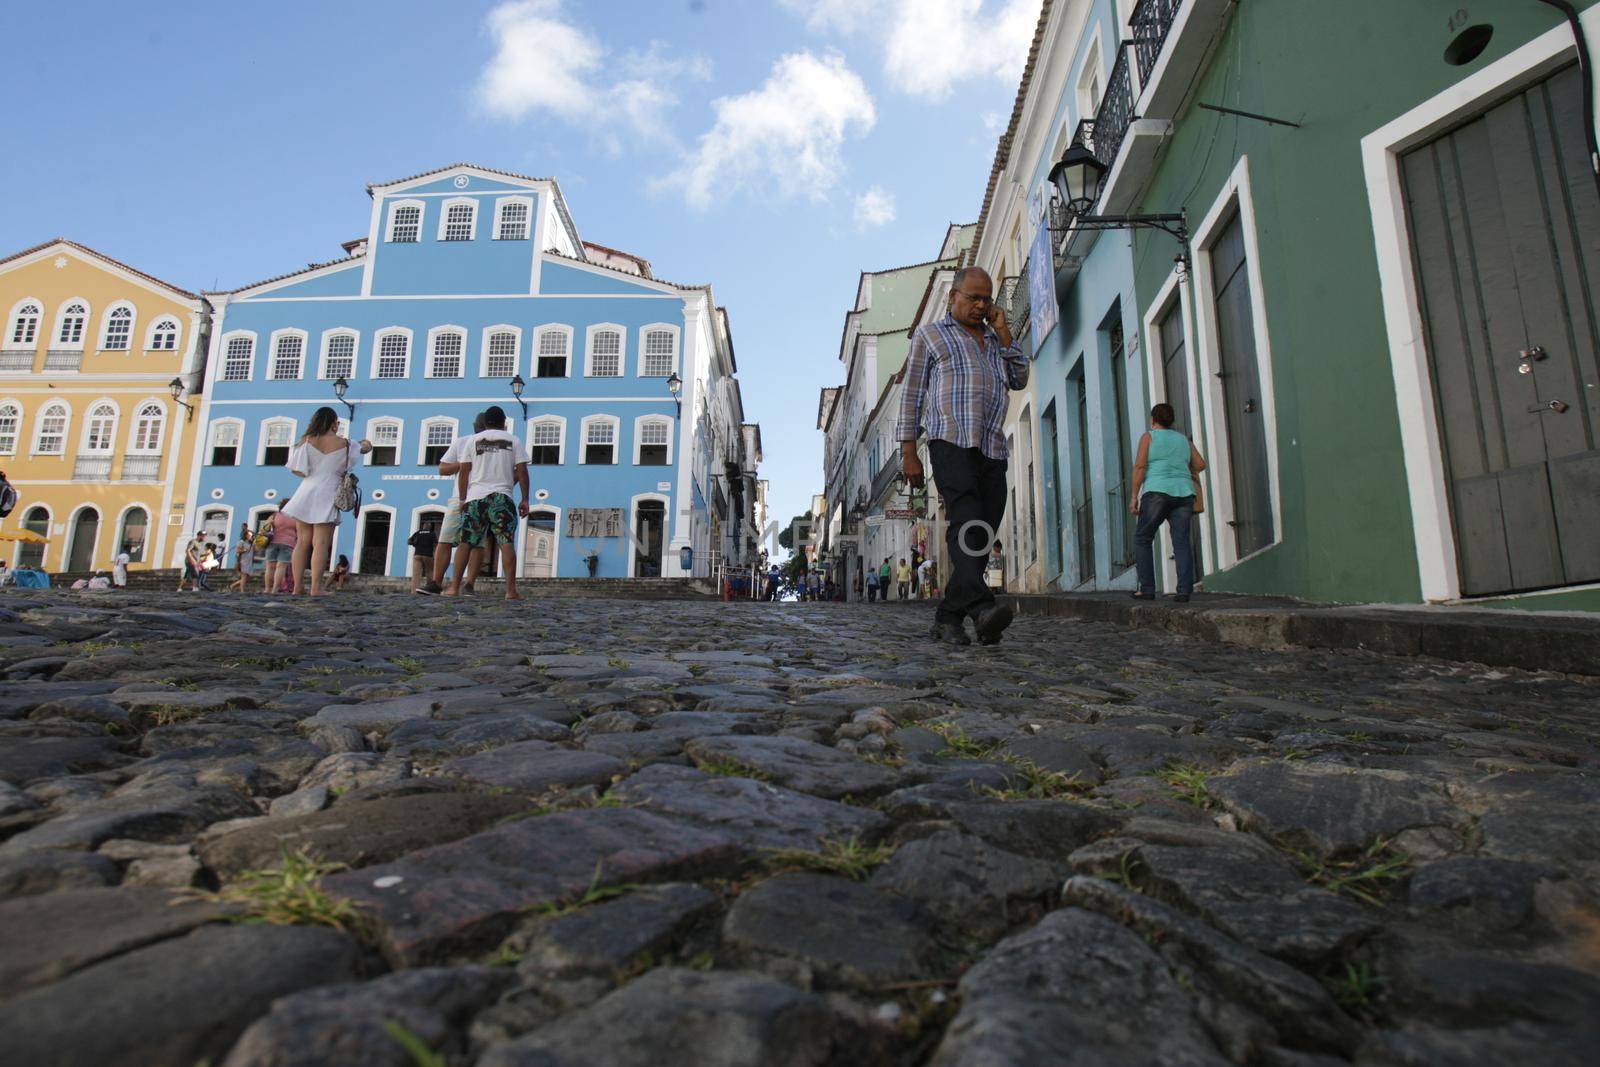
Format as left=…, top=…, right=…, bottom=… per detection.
left=184, top=164, right=752, bottom=580
left=0, top=239, right=208, bottom=574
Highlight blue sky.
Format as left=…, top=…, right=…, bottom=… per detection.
left=1, top=0, right=1037, bottom=534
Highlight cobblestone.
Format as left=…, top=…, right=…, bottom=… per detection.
left=0, top=588, right=1597, bottom=1065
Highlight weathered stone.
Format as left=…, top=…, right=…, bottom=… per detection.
left=3, top=772, right=258, bottom=851
left=997, top=732, right=1104, bottom=783
left=307, top=722, right=366, bottom=753
left=1408, top=856, right=1560, bottom=931
left=929, top=908, right=1229, bottom=1066
left=937, top=800, right=1121, bottom=862
left=324, top=807, right=742, bottom=964
left=0, top=778, right=39, bottom=817
left=683, top=734, right=899, bottom=799
left=387, top=713, right=571, bottom=758
left=269, top=752, right=412, bottom=816
left=510, top=883, right=719, bottom=979
left=0, top=923, right=363, bottom=1067
left=870, top=830, right=1060, bottom=942
left=441, top=740, right=625, bottom=793
left=0, top=736, right=132, bottom=785
left=27, top=695, right=134, bottom=730
left=478, top=968, right=843, bottom=1067
left=0, top=847, right=118, bottom=898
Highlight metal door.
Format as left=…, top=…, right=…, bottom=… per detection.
left=1041, top=402, right=1063, bottom=580
left=1402, top=64, right=1600, bottom=595
left=1159, top=298, right=1204, bottom=578
left=1210, top=211, right=1274, bottom=559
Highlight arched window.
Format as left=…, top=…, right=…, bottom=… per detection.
left=208, top=419, right=242, bottom=465
left=374, top=330, right=410, bottom=379
left=529, top=417, right=564, bottom=465
left=147, top=317, right=181, bottom=351
left=83, top=402, right=117, bottom=453
left=483, top=327, right=519, bottom=377
left=635, top=416, right=672, bottom=465
left=269, top=331, right=306, bottom=380
left=386, top=199, right=423, bottom=243
left=439, top=198, right=477, bottom=241
left=368, top=419, right=401, bottom=466
left=320, top=329, right=357, bottom=379
left=118, top=507, right=149, bottom=562
left=421, top=419, right=455, bottom=465
left=581, top=416, right=618, bottom=465
left=0, top=402, right=19, bottom=455
left=101, top=306, right=134, bottom=350
left=17, top=506, right=49, bottom=569
left=55, top=302, right=87, bottom=347
left=130, top=403, right=165, bottom=453
left=494, top=197, right=532, bottom=240
left=535, top=326, right=571, bottom=378
left=640, top=327, right=677, bottom=376
left=33, top=401, right=69, bottom=455
left=221, top=333, right=255, bottom=381
left=260, top=418, right=295, bottom=466
left=585, top=326, right=623, bottom=377
left=426, top=327, right=465, bottom=378
left=8, top=301, right=41, bottom=347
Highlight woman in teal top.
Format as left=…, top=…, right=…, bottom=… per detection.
left=1129, top=403, right=1208, bottom=601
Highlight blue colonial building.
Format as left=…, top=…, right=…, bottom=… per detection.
left=180, top=163, right=755, bottom=579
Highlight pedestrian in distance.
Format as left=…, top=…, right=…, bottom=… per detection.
left=444, top=405, right=531, bottom=601
left=918, top=555, right=936, bottom=599
left=865, top=564, right=879, bottom=602
left=897, top=557, right=912, bottom=601
left=260, top=502, right=294, bottom=594
left=283, top=406, right=372, bottom=597
left=331, top=554, right=351, bottom=591
left=879, top=557, right=892, bottom=600
left=229, top=524, right=254, bottom=593
left=177, top=531, right=204, bottom=592
left=407, top=523, right=437, bottom=593
left=112, top=545, right=131, bottom=590
left=898, top=266, right=1029, bottom=646
left=1130, top=402, right=1208, bottom=603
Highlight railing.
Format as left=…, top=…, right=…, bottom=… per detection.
left=1130, top=0, right=1181, bottom=85
left=44, top=350, right=82, bottom=372
left=73, top=455, right=113, bottom=481
left=0, top=350, right=34, bottom=373
left=1074, top=497, right=1096, bottom=585
left=1005, top=261, right=1032, bottom=341
left=870, top=453, right=901, bottom=504
left=1106, top=481, right=1137, bottom=571
left=121, top=455, right=163, bottom=481
left=1093, top=44, right=1137, bottom=175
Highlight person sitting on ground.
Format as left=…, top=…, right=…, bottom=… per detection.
left=87, top=572, right=111, bottom=591
left=331, top=554, right=350, bottom=591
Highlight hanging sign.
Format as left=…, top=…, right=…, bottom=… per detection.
left=1027, top=194, right=1059, bottom=355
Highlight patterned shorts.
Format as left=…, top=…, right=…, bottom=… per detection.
left=462, top=493, right=517, bottom=547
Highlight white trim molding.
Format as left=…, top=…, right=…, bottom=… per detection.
left=318, top=328, right=360, bottom=380
left=218, top=330, right=258, bottom=382
left=385, top=198, right=425, bottom=243
left=527, top=414, right=567, bottom=466
left=636, top=322, right=681, bottom=378
left=78, top=397, right=120, bottom=455
left=125, top=397, right=168, bottom=456
left=425, top=324, right=468, bottom=379
left=257, top=416, right=298, bottom=466
left=266, top=327, right=309, bottom=381
left=352, top=503, right=398, bottom=575
left=30, top=398, right=71, bottom=455
left=493, top=195, right=534, bottom=241
left=480, top=323, right=522, bottom=378
left=584, top=323, right=626, bottom=377
left=206, top=416, right=245, bottom=466
left=6, top=297, right=43, bottom=348
left=364, top=415, right=404, bottom=466
left=144, top=315, right=182, bottom=353
left=11, top=503, right=52, bottom=569
left=50, top=298, right=89, bottom=350
left=436, top=197, right=478, bottom=242
left=632, top=413, right=674, bottom=466
left=626, top=492, right=671, bottom=577
left=417, top=416, right=458, bottom=465
left=533, top=323, right=574, bottom=379
left=98, top=301, right=137, bottom=352
left=578, top=413, right=619, bottom=465
left=371, top=326, right=413, bottom=380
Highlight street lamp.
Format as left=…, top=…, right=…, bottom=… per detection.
left=332, top=376, right=355, bottom=420
left=509, top=374, right=528, bottom=418
left=167, top=377, right=194, bottom=422
left=666, top=371, right=682, bottom=415
left=1048, top=141, right=1190, bottom=265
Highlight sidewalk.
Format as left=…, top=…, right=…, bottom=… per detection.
left=999, top=591, right=1600, bottom=676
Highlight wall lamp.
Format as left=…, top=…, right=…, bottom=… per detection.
left=332, top=376, right=356, bottom=420
left=510, top=374, right=529, bottom=418
left=167, top=377, right=194, bottom=422
left=1049, top=141, right=1190, bottom=268
left=666, top=371, right=683, bottom=415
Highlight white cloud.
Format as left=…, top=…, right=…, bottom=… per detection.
left=475, top=1, right=709, bottom=144
left=777, top=0, right=882, bottom=33
left=854, top=187, right=897, bottom=229
left=661, top=51, right=876, bottom=210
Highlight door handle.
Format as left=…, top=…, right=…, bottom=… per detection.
left=1527, top=399, right=1568, bottom=414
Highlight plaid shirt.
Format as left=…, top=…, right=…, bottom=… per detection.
left=895, top=314, right=1029, bottom=460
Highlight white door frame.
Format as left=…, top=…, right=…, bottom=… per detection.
left=524, top=504, right=561, bottom=578
left=352, top=504, right=397, bottom=575
left=627, top=493, right=670, bottom=577
left=1142, top=264, right=1214, bottom=590
left=1361, top=13, right=1600, bottom=602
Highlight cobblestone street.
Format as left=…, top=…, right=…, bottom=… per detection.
left=1, top=590, right=1597, bottom=1066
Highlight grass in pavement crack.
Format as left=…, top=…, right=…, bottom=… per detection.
left=202, top=846, right=370, bottom=937
left=761, top=836, right=897, bottom=881
left=1325, top=960, right=1385, bottom=1019
left=1292, top=839, right=1410, bottom=907
left=530, top=861, right=641, bottom=918
left=691, top=753, right=772, bottom=781
left=1154, top=762, right=1215, bottom=808
left=979, top=759, right=1091, bottom=800
left=926, top=722, right=1002, bottom=760
left=383, top=1020, right=447, bottom=1067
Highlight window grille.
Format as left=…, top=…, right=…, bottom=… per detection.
left=10, top=303, right=40, bottom=346
left=36, top=404, right=67, bottom=454
left=429, top=332, right=463, bottom=377
left=131, top=403, right=164, bottom=452
left=536, top=330, right=568, bottom=377
left=497, top=200, right=530, bottom=240
left=391, top=204, right=421, bottom=242
left=530, top=420, right=562, bottom=464
left=370, top=421, right=400, bottom=466
left=376, top=334, right=409, bottom=378
left=271, top=334, right=304, bottom=379
left=262, top=420, right=294, bottom=466
left=222, top=336, right=253, bottom=380
left=57, top=304, right=85, bottom=346
left=209, top=421, right=241, bottom=465
left=0, top=404, right=18, bottom=454
left=443, top=202, right=475, bottom=241
left=485, top=331, right=517, bottom=377
left=149, top=319, right=179, bottom=350
left=584, top=419, right=615, bottom=464
left=589, top=330, right=621, bottom=376
left=103, top=307, right=132, bottom=350
left=642, top=330, right=674, bottom=376
left=323, top=333, right=355, bottom=379
left=423, top=421, right=453, bottom=465
left=85, top=404, right=116, bottom=452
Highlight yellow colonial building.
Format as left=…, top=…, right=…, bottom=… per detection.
left=0, top=239, right=208, bottom=575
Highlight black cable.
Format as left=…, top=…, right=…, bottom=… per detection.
left=1533, top=0, right=1600, bottom=200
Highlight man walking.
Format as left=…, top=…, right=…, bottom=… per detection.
left=898, top=266, right=1028, bottom=645
left=443, top=406, right=530, bottom=601
left=896, top=557, right=912, bottom=602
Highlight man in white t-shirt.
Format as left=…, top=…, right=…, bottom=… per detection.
left=443, top=405, right=530, bottom=600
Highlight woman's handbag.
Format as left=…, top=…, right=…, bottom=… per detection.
left=252, top=522, right=271, bottom=552
left=333, top=444, right=362, bottom=518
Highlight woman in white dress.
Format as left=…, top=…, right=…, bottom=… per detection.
left=283, top=407, right=371, bottom=596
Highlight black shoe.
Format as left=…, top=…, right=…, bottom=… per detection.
left=933, top=622, right=971, bottom=646
left=973, top=603, right=1015, bottom=646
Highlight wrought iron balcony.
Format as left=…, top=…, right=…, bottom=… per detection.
left=1093, top=44, right=1137, bottom=176
left=0, top=349, right=34, bottom=373
left=73, top=455, right=112, bottom=481
left=1001, top=268, right=1031, bottom=342
left=870, top=453, right=901, bottom=505
left=1131, top=0, right=1180, bottom=85
left=121, top=455, right=163, bottom=482
left=44, top=350, right=83, bottom=372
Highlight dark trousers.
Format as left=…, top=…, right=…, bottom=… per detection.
left=1134, top=492, right=1195, bottom=595
left=929, top=439, right=1007, bottom=624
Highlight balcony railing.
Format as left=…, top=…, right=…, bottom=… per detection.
left=1106, top=481, right=1136, bottom=571
left=1130, top=0, right=1181, bottom=85
left=1093, top=44, right=1137, bottom=175
left=0, top=349, right=33, bottom=373
left=121, top=455, right=163, bottom=482
left=1074, top=497, right=1096, bottom=585
left=870, top=453, right=901, bottom=505
left=44, top=350, right=82, bottom=372
left=73, top=455, right=112, bottom=481
left=1001, top=268, right=1031, bottom=343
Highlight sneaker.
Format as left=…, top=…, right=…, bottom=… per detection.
left=417, top=581, right=442, bottom=595
left=973, top=603, right=1015, bottom=646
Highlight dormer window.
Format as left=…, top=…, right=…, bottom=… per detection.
left=386, top=200, right=424, bottom=243
left=55, top=302, right=87, bottom=347
left=8, top=301, right=41, bottom=347
left=147, top=317, right=180, bottom=351
left=494, top=197, right=532, bottom=240
left=101, top=306, right=134, bottom=351
left=439, top=198, right=477, bottom=242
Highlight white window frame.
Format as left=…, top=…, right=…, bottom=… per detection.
left=32, top=400, right=71, bottom=456
left=257, top=416, right=298, bottom=466
left=51, top=299, right=89, bottom=350
left=371, top=327, right=412, bottom=380
left=219, top=330, right=257, bottom=382
left=364, top=416, right=404, bottom=466
left=145, top=316, right=181, bottom=352
left=417, top=416, right=458, bottom=465
left=579, top=414, right=620, bottom=465
left=527, top=415, right=567, bottom=466
left=1188, top=154, right=1282, bottom=573
left=126, top=399, right=168, bottom=455
left=98, top=302, right=137, bottom=352
left=632, top=415, right=674, bottom=465
left=637, top=323, right=680, bottom=377
left=0, top=399, right=21, bottom=455
left=207, top=417, right=245, bottom=466
left=493, top=196, right=534, bottom=241
left=437, top=197, right=478, bottom=242
left=79, top=399, right=119, bottom=455
left=6, top=299, right=42, bottom=348
left=480, top=324, right=522, bottom=378
left=318, top=328, right=359, bottom=380
left=584, top=324, right=626, bottom=377
left=533, top=324, right=574, bottom=378
left=267, top=327, right=309, bottom=381
left=385, top=198, right=425, bottom=243
left=11, top=504, right=52, bottom=568
left=425, top=325, right=467, bottom=379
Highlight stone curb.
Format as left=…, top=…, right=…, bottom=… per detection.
left=999, top=592, right=1600, bottom=676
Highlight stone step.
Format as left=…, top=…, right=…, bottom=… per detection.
left=48, top=569, right=717, bottom=599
